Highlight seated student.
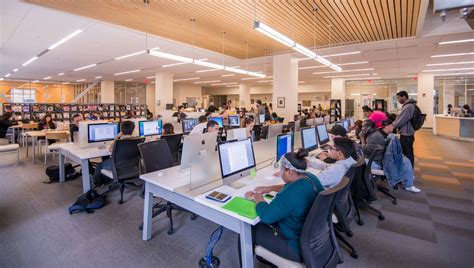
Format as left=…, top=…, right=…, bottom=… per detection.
left=244, top=118, right=256, bottom=141
left=38, top=113, right=57, bottom=145
left=69, top=113, right=84, bottom=142
left=0, top=112, right=18, bottom=139
left=353, top=120, right=363, bottom=139
left=203, top=120, right=219, bottom=133
left=189, top=115, right=208, bottom=135
left=162, top=123, right=175, bottom=135
left=307, top=137, right=356, bottom=188
left=93, top=120, right=136, bottom=186
left=368, top=111, right=388, bottom=129
left=244, top=149, right=324, bottom=263
left=379, top=119, right=421, bottom=193
left=328, top=124, right=362, bottom=160
left=359, top=119, right=385, bottom=168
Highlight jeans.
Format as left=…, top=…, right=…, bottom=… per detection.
left=400, top=135, right=415, bottom=168
left=370, top=158, right=414, bottom=187
left=93, top=158, right=112, bottom=184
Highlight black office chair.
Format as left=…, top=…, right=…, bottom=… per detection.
left=370, top=146, right=397, bottom=205
left=138, top=140, right=196, bottom=234
left=277, top=117, right=284, bottom=123
left=300, top=177, right=349, bottom=267
left=109, top=138, right=145, bottom=204
left=161, top=134, right=183, bottom=165
left=260, top=125, right=269, bottom=139
left=253, top=125, right=262, bottom=141
left=333, top=166, right=359, bottom=259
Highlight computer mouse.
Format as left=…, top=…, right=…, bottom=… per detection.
left=157, top=171, right=164, bottom=177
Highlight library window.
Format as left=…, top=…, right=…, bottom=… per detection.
left=11, top=89, right=36, bottom=103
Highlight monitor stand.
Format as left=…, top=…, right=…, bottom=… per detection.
left=223, top=169, right=251, bottom=189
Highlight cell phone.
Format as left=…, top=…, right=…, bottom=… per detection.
left=264, top=193, right=275, bottom=200
left=206, top=191, right=231, bottom=203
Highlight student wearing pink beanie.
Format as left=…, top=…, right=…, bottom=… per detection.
left=368, top=111, right=388, bottom=129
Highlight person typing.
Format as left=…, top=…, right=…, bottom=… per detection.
left=306, top=137, right=356, bottom=188
left=243, top=149, right=324, bottom=263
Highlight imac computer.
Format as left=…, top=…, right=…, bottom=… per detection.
left=180, top=132, right=218, bottom=170
left=305, top=118, right=316, bottom=127
left=227, top=115, right=240, bottom=127
left=349, top=117, right=355, bottom=127
left=226, top=128, right=247, bottom=141
left=217, top=137, right=256, bottom=188
left=314, top=118, right=324, bottom=125
left=87, top=122, right=119, bottom=148
left=276, top=132, right=294, bottom=163
left=209, top=117, right=224, bottom=128
left=182, top=118, right=199, bottom=134
left=316, top=124, right=331, bottom=149
left=139, top=120, right=162, bottom=137
left=267, top=123, right=283, bottom=139
left=294, top=120, right=301, bottom=132
left=258, top=114, right=265, bottom=125
left=342, top=119, right=350, bottom=132
left=301, top=126, right=318, bottom=153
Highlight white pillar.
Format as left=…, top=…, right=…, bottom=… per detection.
left=272, top=53, right=298, bottom=122
left=417, top=72, right=434, bottom=128
left=146, top=83, right=155, bottom=114
left=331, top=78, right=345, bottom=117
left=100, top=80, right=115, bottom=103
left=239, top=84, right=251, bottom=110
left=155, top=72, right=174, bottom=113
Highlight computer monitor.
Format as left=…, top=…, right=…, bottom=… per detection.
left=294, top=120, right=301, bottom=132
left=182, top=118, right=199, bottom=134
left=227, top=115, right=240, bottom=127
left=316, top=124, right=330, bottom=145
left=276, top=133, right=294, bottom=162
left=139, top=120, right=162, bottom=137
left=349, top=117, right=355, bottom=127
left=87, top=123, right=119, bottom=143
left=267, top=123, right=283, bottom=139
left=306, top=118, right=316, bottom=127
left=209, top=117, right=224, bottom=128
left=226, top=128, right=247, bottom=141
left=259, top=114, right=265, bottom=124
left=180, top=132, right=218, bottom=170
left=342, top=119, right=350, bottom=131
left=218, top=137, right=256, bottom=180
left=301, top=126, right=318, bottom=152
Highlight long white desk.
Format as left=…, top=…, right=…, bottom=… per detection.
left=58, top=143, right=111, bottom=193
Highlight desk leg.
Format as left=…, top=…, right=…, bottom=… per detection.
left=32, top=137, right=36, bottom=164
left=11, top=128, right=15, bottom=144
left=81, top=159, right=91, bottom=193
left=142, top=182, right=153, bottom=241
left=25, top=135, right=29, bottom=158
left=239, top=221, right=254, bottom=268
left=59, top=152, right=65, bottom=182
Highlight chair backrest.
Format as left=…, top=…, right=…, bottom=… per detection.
left=45, top=131, right=69, bottom=141
left=111, top=138, right=145, bottom=182
left=364, top=145, right=385, bottom=178
left=333, top=165, right=358, bottom=233
left=161, top=134, right=183, bottom=163
left=300, top=177, right=349, bottom=268
left=138, top=140, right=173, bottom=173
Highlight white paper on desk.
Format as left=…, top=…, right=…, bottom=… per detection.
left=227, top=144, right=249, bottom=172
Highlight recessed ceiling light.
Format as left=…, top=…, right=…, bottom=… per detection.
left=5, top=73, right=11, bottom=77
left=48, top=29, right=83, bottom=50
left=323, top=73, right=372, bottom=78
left=423, top=67, right=474, bottom=72
left=32, top=80, right=39, bottom=83
left=114, top=69, right=141, bottom=76
left=74, top=64, right=97, bottom=72
left=95, top=76, right=102, bottom=79
left=426, top=61, right=474, bottom=66
left=434, top=72, right=474, bottom=76
left=323, top=51, right=361, bottom=57
left=58, top=73, right=64, bottom=76
left=242, top=76, right=272, bottom=80
left=115, top=50, right=147, bottom=60
left=438, top=39, right=474, bottom=45
left=257, top=80, right=273, bottom=83
left=13, top=69, right=18, bottom=72
left=211, top=82, right=237, bottom=86
left=194, top=80, right=220, bottom=84
left=76, top=79, right=86, bottom=82
left=221, top=74, right=235, bottom=77
left=125, top=79, right=133, bottom=81
left=173, top=77, right=200, bottom=82
left=43, top=76, right=51, bottom=80
left=62, top=82, right=69, bottom=85
left=22, top=56, right=38, bottom=66
left=0, top=78, right=4, bottom=81
left=431, top=52, right=474, bottom=58
left=313, top=68, right=374, bottom=75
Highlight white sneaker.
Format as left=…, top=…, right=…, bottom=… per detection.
left=404, top=186, right=421, bottom=193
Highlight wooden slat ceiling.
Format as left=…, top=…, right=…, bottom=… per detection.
left=25, top=0, right=421, bottom=59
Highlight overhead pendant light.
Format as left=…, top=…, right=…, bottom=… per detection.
left=438, top=39, right=474, bottom=45
left=22, top=56, right=38, bottom=66
left=313, top=68, right=374, bottom=75
left=114, top=69, right=141, bottom=76
left=58, top=73, right=64, bottom=76
left=423, top=67, right=474, bottom=72
left=431, top=52, right=474, bottom=58
left=43, top=76, right=51, bottom=80
left=125, top=79, right=133, bottom=81
left=115, top=50, right=146, bottom=60
left=76, top=79, right=86, bottom=82
left=32, top=80, right=39, bottom=83
left=173, top=77, right=200, bottom=82
left=74, top=64, right=97, bottom=72
left=148, top=50, right=193, bottom=63
left=254, top=21, right=342, bottom=72
left=95, top=76, right=102, bottom=79
left=194, top=80, right=220, bottom=84
left=426, top=61, right=474, bottom=66
left=48, top=29, right=83, bottom=50
left=5, top=73, right=11, bottom=77
left=13, top=69, right=18, bottom=72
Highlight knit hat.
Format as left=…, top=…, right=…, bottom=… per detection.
left=368, top=111, right=388, bottom=129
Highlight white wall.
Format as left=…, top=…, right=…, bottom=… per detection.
left=146, top=83, right=155, bottom=114
left=173, top=84, right=203, bottom=107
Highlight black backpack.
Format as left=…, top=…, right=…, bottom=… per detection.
left=45, top=163, right=81, bottom=183
left=409, top=104, right=425, bottom=131
left=68, top=189, right=106, bottom=214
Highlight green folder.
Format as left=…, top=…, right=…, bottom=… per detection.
left=222, top=197, right=257, bottom=219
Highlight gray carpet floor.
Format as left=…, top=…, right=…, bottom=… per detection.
left=0, top=129, right=473, bottom=267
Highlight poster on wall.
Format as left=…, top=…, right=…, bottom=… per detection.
left=277, top=97, right=285, bottom=108
left=302, top=100, right=311, bottom=107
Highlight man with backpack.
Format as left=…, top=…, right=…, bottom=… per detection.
left=390, top=91, right=424, bottom=168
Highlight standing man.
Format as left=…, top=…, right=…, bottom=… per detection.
left=256, top=100, right=265, bottom=116
left=391, top=91, right=416, bottom=168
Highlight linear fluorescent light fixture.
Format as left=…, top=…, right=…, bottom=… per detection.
left=313, top=68, right=374, bottom=75
left=426, top=61, right=474, bottom=66
left=114, top=69, right=141, bottom=76
left=125, top=79, right=133, bottom=81
left=194, top=80, right=221, bottom=84
left=434, top=72, right=474, bottom=76
left=22, top=56, right=38, bottom=66
left=58, top=73, right=64, bottom=76
left=74, top=64, right=97, bottom=72
left=32, top=80, right=39, bottom=83
left=242, top=76, right=272, bottom=80
left=13, top=69, right=18, bottom=72
left=439, top=39, right=474, bottom=45
left=148, top=50, right=193, bottom=63
left=76, top=79, right=86, bottom=82
left=212, top=82, right=237, bottom=86
left=95, top=76, right=102, bottom=79
left=423, top=67, right=474, bottom=72
left=254, top=21, right=341, bottom=72
left=115, top=50, right=146, bottom=60
left=43, top=76, right=51, bottom=80
left=323, top=51, right=361, bottom=57
left=431, top=52, right=474, bottom=58
left=5, top=73, right=11, bottom=77
left=173, top=77, right=200, bottom=82
left=221, top=74, right=235, bottom=77
left=48, top=29, right=82, bottom=50
left=323, top=73, right=372, bottom=78
left=257, top=80, right=273, bottom=83
left=195, top=60, right=224, bottom=70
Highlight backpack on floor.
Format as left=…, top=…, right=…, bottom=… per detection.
left=68, top=189, right=106, bottom=214
left=44, top=163, right=81, bottom=184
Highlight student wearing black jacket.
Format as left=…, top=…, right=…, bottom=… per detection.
left=0, top=112, right=17, bottom=139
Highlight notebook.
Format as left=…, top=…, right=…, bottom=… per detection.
left=222, top=197, right=257, bottom=219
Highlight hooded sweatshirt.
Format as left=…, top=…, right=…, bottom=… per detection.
left=393, top=99, right=416, bottom=136
left=307, top=156, right=356, bottom=188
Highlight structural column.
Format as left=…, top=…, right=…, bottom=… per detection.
left=331, top=78, right=345, bottom=117
left=272, top=53, right=298, bottom=122
left=100, top=80, right=115, bottom=103
left=417, top=72, right=434, bottom=128
left=239, top=84, right=251, bottom=110
left=145, top=83, right=156, bottom=114
left=155, top=72, right=174, bottom=113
